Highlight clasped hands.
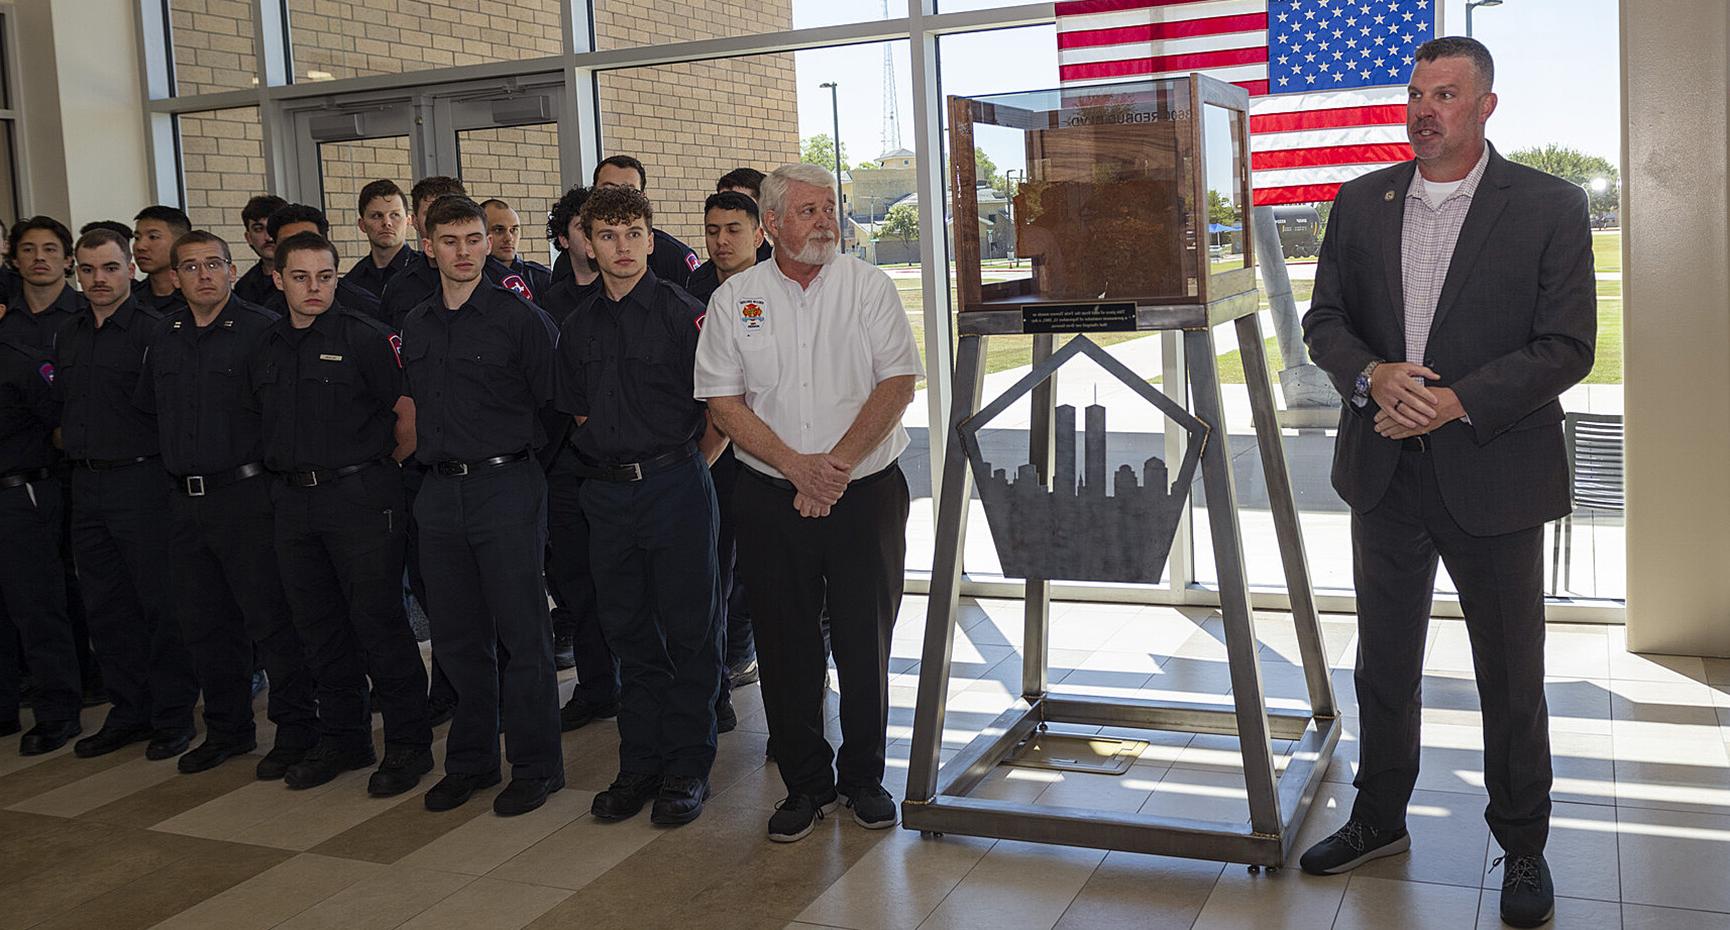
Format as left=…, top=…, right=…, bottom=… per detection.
left=1371, top=362, right=1466, bottom=440
left=786, top=452, right=853, bottom=518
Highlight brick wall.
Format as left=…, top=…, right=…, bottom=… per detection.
left=178, top=107, right=266, bottom=247
left=316, top=135, right=413, bottom=264
left=284, top=0, right=564, bottom=82
left=171, top=0, right=258, bottom=95
left=454, top=124, right=561, bottom=263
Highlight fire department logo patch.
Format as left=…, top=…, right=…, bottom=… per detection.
left=501, top=274, right=534, bottom=302
left=388, top=334, right=404, bottom=369
left=37, top=362, right=54, bottom=385
left=738, top=299, right=766, bottom=334
left=685, top=252, right=700, bottom=273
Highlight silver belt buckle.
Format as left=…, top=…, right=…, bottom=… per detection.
left=451, top=463, right=470, bottom=477
left=185, top=475, right=206, bottom=497
left=625, top=462, right=643, bottom=481
left=303, top=471, right=320, bottom=487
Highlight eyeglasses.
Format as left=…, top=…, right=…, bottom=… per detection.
left=176, top=258, right=232, bottom=276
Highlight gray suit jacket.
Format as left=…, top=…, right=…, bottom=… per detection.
left=1301, top=144, right=1597, bottom=537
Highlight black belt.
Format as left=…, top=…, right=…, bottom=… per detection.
left=68, top=455, right=154, bottom=471
left=0, top=467, right=52, bottom=490
left=283, top=459, right=386, bottom=489
left=431, top=450, right=532, bottom=477
left=177, top=462, right=269, bottom=497
left=1401, top=436, right=1429, bottom=453
left=739, top=460, right=901, bottom=492
left=569, top=443, right=695, bottom=482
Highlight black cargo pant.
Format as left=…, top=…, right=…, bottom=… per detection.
left=0, top=477, right=81, bottom=725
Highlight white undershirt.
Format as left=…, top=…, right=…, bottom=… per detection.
left=1419, top=175, right=1466, bottom=209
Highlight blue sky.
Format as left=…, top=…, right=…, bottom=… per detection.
left=787, top=0, right=1621, bottom=181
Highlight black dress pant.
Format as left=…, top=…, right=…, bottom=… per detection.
left=581, top=452, right=722, bottom=779
left=1351, top=449, right=1552, bottom=856
left=711, top=448, right=754, bottom=669
left=70, top=461, right=197, bottom=732
left=416, top=460, right=561, bottom=779
left=273, top=464, right=432, bottom=752
left=169, top=476, right=319, bottom=749
left=546, top=454, right=619, bottom=705
left=404, top=464, right=456, bottom=708
left=0, top=479, right=82, bottom=724
left=735, top=462, right=909, bottom=797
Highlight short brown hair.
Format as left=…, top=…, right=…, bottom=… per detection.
left=75, top=228, right=132, bottom=261
left=410, top=176, right=466, bottom=214
left=1414, top=36, right=1495, bottom=92
left=170, top=230, right=233, bottom=266
left=274, top=231, right=340, bottom=269
left=580, top=186, right=653, bottom=237
left=422, top=195, right=487, bottom=237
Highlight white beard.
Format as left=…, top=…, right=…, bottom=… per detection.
left=788, top=234, right=838, bottom=265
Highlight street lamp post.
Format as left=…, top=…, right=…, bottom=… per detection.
left=819, top=81, right=844, bottom=247
left=1004, top=168, right=1023, bottom=266
left=1465, top=0, right=1504, bottom=38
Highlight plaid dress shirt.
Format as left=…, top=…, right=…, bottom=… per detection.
left=1401, top=146, right=1491, bottom=366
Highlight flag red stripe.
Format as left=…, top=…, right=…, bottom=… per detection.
left=1249, top=104, right=1408, bottom=134
left=1251, top=143, right=1414, bottom=170
left=1055, top=0, right=1232, bottom=14
left=1058, top=13, right=1269, bottom=49
left=1235, top=79, right=1270, bottom=96
left=1058, top=46, right=1269, bottom=82
left=1254, top=183, right=1345, bottom=206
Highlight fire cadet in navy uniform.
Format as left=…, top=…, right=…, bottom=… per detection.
left=562, top=155, right=700, bottom=290
left=482, top=198, right=553, bottom=303
left=234, top=195, right=289, bottom=307
left=559, top=185, right=727, bottom=826
left=539, top=184, right=620, bottom=726
left=135, top=230, right=320, bottom=776
left=255, top=232, right=434, bottom=797
left=0, top=331, right=83, bottom=754
left=685, top=168, right=774, bottom=308
left=260, top=205, right=383, bottom=324
left=400, top=195, right=563, bottom=816
left=131, top=206, right=192, bottom=317
left=345, top=179, right=417, bottom=302
left=58, top=228, right=200, bottom=760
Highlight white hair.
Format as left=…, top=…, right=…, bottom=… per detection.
left=760, top=163, right=838, bottom=221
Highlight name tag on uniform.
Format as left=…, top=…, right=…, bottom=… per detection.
left=737, top=297, right=769, bottom=336
left=319, top=354, right=344, bottom=362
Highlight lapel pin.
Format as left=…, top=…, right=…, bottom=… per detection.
left=1384, top=190, right=1396, bottom=202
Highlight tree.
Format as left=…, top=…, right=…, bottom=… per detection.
left=1207, top=190, right=1241, bottom=228
left=1506, top=144, right=1620, bottom=216
left=974, top=147, right=1007, bottom=195
left=801, top=134, right=849, bottom=174
left=876, top=203, right=919, bottom=244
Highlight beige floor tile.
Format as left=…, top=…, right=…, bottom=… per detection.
left=795, top=829, right=995, bottom=930
left=272, top=861, right=474, bottom=930
left=1189, top=863, right=1348, bottom=930
left=1547, top=629, right=1615, bottom=681
left=1614, top=759, right=1730, bottom=816
left=1608, top=630, right=1709, bottom=685
left=34, top=840, right=289, bottom=930
left=1050, top=850, right=1224, bottom=930
left=915, top=839, right=1105, bottom=930
left=1549, top=677, right=1615, bottom=736
left=490, top=806, right=663, bottom=891
left=149, top=768, right=358, bottom=842
left=1550, top=731, right=1618, bottom=808
left=1475, top=893, right=1621, bottom=930
left=393, top=877, right=571, bottom=930
left=1609, top=679, right=1720, bottom=726
left=1168, top=733, right=1294, bottom=775
left=1140, top=766, right=1256, bottom=825
left=244, top=776, right=432, bottom=852
left=1032, top=763, right=1166, bottom=813
left=398, top=787, right=592, bottom=875
left=1617, top=806, right=1730, bottom=913
left=8, top=753, right=182, bottom=818
left=971, top=764, right=1061, bottom=804
left=147, top=853, right=388, bottom=930
left=1621, top=903, right=1730, bottom=930
left=1332, top=875, right=1482, bottom=930
left=1482, top=801, right=1619, bottom=902
left=1353, top=789, right=1491, bottom=889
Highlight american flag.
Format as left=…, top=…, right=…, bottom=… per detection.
left=1056, top=0, right=1435, bottom=205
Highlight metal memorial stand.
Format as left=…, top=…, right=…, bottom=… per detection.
left=900, top=288, right=1342, bottom=870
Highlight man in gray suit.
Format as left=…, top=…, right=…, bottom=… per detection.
left=1297, top=36, right=1595, bottom=929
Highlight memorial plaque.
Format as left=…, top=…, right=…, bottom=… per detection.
left=1021, top=303, right=1137, bottom=333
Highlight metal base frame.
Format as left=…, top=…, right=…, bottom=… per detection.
left=903, top=312, right=1340, bottom=868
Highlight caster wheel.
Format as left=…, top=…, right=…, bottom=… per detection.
left=920, top=831, right=944, bottom=839
left=1267, top=866, right=1281, bottom=874
left=1247, top=865, right=1261, bottom=874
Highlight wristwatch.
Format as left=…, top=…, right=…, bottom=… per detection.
left=1352, top=360, right=1381, bottom=407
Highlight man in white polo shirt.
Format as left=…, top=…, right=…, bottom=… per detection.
left=694, top=163, right=922, bottom=843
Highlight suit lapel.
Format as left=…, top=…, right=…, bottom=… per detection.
left=1378, top=163, right=1414, bottom=330
left=1427, top=148, right=1511, bottom=340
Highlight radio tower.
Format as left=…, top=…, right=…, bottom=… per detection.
left=880, top=0, right=901, bottom=155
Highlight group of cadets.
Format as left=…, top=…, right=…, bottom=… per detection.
left=0, top=154, right=898, bottom=835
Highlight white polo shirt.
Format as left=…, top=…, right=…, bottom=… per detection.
left=693, top=253, right=924, bottom=480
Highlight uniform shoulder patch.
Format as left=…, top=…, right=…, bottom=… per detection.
left=685, top=251, right=700, bottom=272
left=37, top=361, right=54, bottom=385
left=388, top=333, right=403, bottom=369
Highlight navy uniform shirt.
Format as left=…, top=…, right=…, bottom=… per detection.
left=537, top=275, right=600, bottom=330
left=400, top=279, right=557, bottom=464
left=0, top=335, right=59, bottom=473
left=54, top=297, right=165, bottom=461
left=555, top=270, right=707, bottom=464
left=379, top=255, right=440, bottom=330
left=234, top=259, right=277, bottom=306
left=650, top=228, right=700, bottom=290
left=0, top=266, right=19, bottom=308
left=251, top=308, right=404, bottom=472
left=263, top=276, right=383, bottom=327
left=0, top=282, right=85, bottom=354
left=485, top=255, right=553, bottom=306
left=688, top=240, right=772, bottom=304
left=347, top=245, right=419, bottom=302
left=135, top=296, right=277, bottom=476
left=132, top=278, right=190, bottom=317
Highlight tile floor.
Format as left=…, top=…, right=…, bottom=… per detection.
left=2, top=598, right=1727, bottom=929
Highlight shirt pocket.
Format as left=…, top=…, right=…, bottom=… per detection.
left=740, top=340, right=779, bottom=399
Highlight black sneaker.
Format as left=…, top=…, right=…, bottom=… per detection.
left=839, top=783, right=897, bottom=829
left=1298, top=820, right=1411, bottom=875
left=651, top=775, right=709, bottom=826
left=767, top=790, right=839, bottom=843
left=250, top=670, right=269, bottom=699
left=591, top=771, right=661, bottom=821
left=177, top=737, right=257, bottom=774
left=494, top=772, right=565, bottom=817
left=1494, top=854, right=1555, bottom=928
left=256, top=744, right=308, bottom=781
left=728, top=658, right=760, bottom=688
left=553, top=631, right=576, bottom=670
left=284, top=742, right=377, bottom=790
left=559, top=696, right=620, bottom=732
left=368, top=745, right=434, bottom=797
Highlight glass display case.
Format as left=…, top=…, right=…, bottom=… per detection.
left=949, top=74, right=1256, bottom=332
